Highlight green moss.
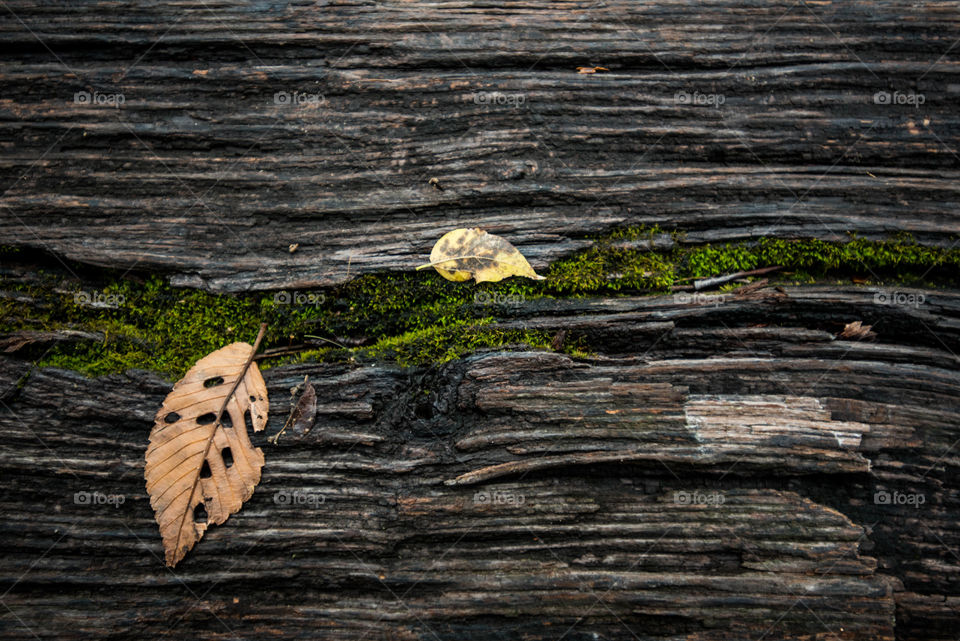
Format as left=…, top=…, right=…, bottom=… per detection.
left=6, top=277, right=268, bottom=379
left=684, top=243, right=760, bottom=276
left=0, top=268, right=570, bottom=378
left=364, top=319, right=556, bottom=367
left=680, top=236, right=960, bottom=282
left=545, top=226, right=676, bottom=294
left=2, top=229, right=957, bottom=378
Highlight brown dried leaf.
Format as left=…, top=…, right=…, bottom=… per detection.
left=145, top=324, right=269, bottom=567
left=839, top=320, right=877, bottom=341
left=268, top=377, right=317, bottom=444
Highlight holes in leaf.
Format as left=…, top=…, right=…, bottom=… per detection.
left=200, top=460, right=212, bottom=479
left=222, top=447, right=234, bottom=468
left=193, top=503, right=208, bottom=524
left=196, top=412, right=217, bottom=425
left=164, top=412, right=180, bottom=424
left=250, top=395, right=257, bottom=403
left=204, top=377, right=224, bottom=388
left=221, top=411, right=233, bottom=428
left=244, top=409, right=254, bottom=433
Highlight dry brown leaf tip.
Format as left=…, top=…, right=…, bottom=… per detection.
left=144, top=325, right=269, bottom=567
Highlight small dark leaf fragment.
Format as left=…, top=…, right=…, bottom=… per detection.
left=269, top=377, right=317, bottom=444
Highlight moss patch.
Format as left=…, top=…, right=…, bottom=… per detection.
left=684, top=235, right=960, bottom=282
left=1, top=230, right=957, bottom=379
left=286, top=319, right=565, bottom=369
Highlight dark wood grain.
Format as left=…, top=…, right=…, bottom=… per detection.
left=1, top=2, right=959, bottom=639
left=1, top=1, right=959, bottom=291
left=2, top=286, right=959, bottom=640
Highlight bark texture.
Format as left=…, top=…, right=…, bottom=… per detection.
left=0, top=1, right=959, bottom=291
left=2, top=287, right=959, bottom=640
left=1, top=2, right=959, bottom=640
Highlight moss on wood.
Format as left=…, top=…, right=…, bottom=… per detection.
left=2, top=230, right=958, bottom=379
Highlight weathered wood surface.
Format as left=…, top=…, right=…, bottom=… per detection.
left=2, top=286, right=959, bottom=640
left=1, top=1, right=960, bottom=290
left=2, top=2, right=960, bottom=639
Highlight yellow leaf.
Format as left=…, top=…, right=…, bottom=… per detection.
left=417, top=228, right=545, bottom=283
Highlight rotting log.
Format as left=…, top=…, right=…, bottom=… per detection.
left=1, top=1, right=960, bottom=291
left=1, top=287, right=958, bottom=640
left=1, top=1, right=960, bottom=639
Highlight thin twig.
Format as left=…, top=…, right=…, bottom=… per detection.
left=671, top=266, right=783, bottom=292
left=304, top=335, right=350, bottom=349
